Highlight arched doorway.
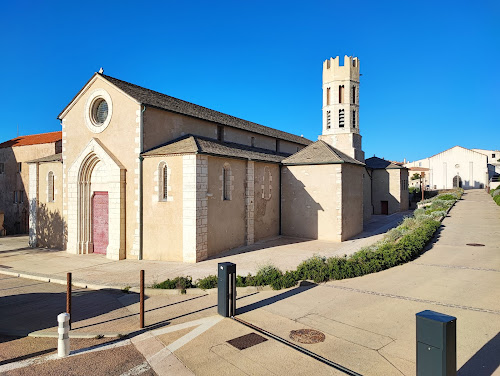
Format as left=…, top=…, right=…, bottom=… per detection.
left=67, top=139, right=126, bottom=260
left=453, top=175, right=462, bottom=188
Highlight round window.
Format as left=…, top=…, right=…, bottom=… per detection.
left=91, top=98, right=109, bottom=126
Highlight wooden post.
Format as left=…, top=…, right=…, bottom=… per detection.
left=66, top=272, right=72, bottom=330
left=140, top=270, right=145, bottom=328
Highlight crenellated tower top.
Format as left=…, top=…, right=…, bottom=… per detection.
left=323, top=56, right=360, bottom=84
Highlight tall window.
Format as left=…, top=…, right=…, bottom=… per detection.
left=13, top=191, right=18, bottom=203
left=326, top=111, right=331, bottom=129
left=223, top=165, right=231, bottom=200
left=352, top=110, right=356, bottom=128
left=48, top=171, right=54, bottom=202
left=339, top=109, right=345, bottom=128
left=276, top=139, right=281, bottom=153
left=18, top=162, right=22, bottom=173
left=326, top=87, right=330, bottom=105
left=338, top=85, right=344, bottom=103
left=158, top=162, right=169, bottom=201
left=352, top=86, right=356, bottom=104
left=0, top=163, right=4, bottom=174
left=251, top=137, right=255, bottom=147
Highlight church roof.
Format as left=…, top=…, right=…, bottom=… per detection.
left=93, top=74, right=311, bottom=147
left=365, top=156, right=405, bottom=169
left=281, top=140, right=364, bottom=166
left=142, top=134, right=289, bottom=163
left=0, top=131, right=61, bottom=149
left=27, top=153, right=62, bottom=164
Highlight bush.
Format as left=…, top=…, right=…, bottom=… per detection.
left=153, top=192, right=453, bottom=291
left=196, top=275, right=218, bottom=289
left=152, top=276, right=194, bottom=292
left=492, top=189, right=500, bottom=198
left=494, top=195, right=500, bottom=206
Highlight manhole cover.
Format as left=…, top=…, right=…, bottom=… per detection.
left=227, top=332, right=267, bottom=350
left=466, top=243, right=485, bottom=247
left=289, top=329, right=325, bottom=344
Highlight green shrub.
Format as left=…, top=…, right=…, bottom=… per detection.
left=196, top=275, right=218, bottom=289
left=296, top=255, right=329, bottom=283
left=252, top=264, right=284, bottom=288
left=438, top=194, right=457, bottom=201
left=152, top=276, right=194, bottom=291
left=492, top=189, right=500, bottom=198
left=494, top=195, right=500, bottom=206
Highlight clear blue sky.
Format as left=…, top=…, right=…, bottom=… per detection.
left=1, top=0, right=498, bottom=161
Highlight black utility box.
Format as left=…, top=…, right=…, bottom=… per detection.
left=416, top=310, right=457, bottom=376
left=217, top=262, right=236, bottom=317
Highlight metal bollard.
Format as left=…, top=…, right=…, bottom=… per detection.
left=57, top=313, right=71, bottom=357
left=217, top=262, right=236, bottom=317
left=416, top=310, right=456, bottom=376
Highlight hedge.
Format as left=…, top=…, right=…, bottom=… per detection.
left=153, top=189, right=460, bottom=291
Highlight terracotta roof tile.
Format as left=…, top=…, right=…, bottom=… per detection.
left=0, top=131, right=62, bottom=149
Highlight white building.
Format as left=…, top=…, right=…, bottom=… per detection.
left=405, top=146, right=491, bottom=190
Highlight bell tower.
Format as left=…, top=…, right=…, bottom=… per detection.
left=319, top=55, right=364, bottom=162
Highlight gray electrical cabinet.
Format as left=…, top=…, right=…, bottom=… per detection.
left=416, top=310, right=457, bottom=376
left=217, top=262, right=236, bottom=317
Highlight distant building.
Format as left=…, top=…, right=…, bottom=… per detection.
left=404, top=146, right=496, bottom=190
left=0, top=132, right=62, bottom=234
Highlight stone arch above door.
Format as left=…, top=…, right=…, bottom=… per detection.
left=67, top=138, right=126, bottom=260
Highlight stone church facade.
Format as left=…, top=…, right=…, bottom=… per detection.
left=26, top=56, right=409, bottom=262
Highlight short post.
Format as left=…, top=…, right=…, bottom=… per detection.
left=66, top=272, right=72, bottom=329
left=217, top=262, right=236, bottom=317
left=140, top=270, right=145, bottom=328
left=57, top=313, right=70, bottom=357
left=416, top=310, right=457, bottom=376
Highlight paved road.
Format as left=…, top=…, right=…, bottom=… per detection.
left=0, top=190, right=498, bottom=375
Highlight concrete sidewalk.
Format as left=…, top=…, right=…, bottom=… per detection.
left=0, top=211, right=410, bottom=289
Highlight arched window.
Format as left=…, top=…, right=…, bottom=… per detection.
left=158, top=161, right=170, bottom=201
left=48, top=171, right=54, bottom=202
left=222, top=164, right=231, bottom=200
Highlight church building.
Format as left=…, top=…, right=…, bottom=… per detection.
left=26, top=56, right=409, bottom=262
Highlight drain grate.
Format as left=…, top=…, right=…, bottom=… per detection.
left=227, top=332, right=267, bottom=350
left=289, top=329, right=325, bottom=344
left=466, top=243, right=485, bottom=247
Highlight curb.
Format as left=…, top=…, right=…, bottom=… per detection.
left=28, top=331, right=126, bottom=339
left=0, top=269, right=275, bottom=296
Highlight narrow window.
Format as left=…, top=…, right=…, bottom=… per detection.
left=352, top=110, right=356, bottom=128
left=0, top=163, right=4, bottom=174
left=217, top=125, right=224, bottom=142
left=48, top=171, right=54, bottom=202
left=13, top=191, right=18, bottom=203
left=352, top=86, right=356, bottom=104
left=223, top=165, right=231, bottom=200
left=163, top=165, right=168, bottom=200
left=326, top=111, right=331, bottom=129
left=158, top=162, right=169, bottom=201
left=251, top=137, right=255, bottom=147
left=339, top=109, right=345, bottom=128
left=276, top=139, right=281, bottom=153
left=339, top=85, right=344, bottom=103
left=19, top=190, right=24, bottom=203
left=18, top=162, right=22, bottom=173
left=326, top=87, right=330, bottom=105
left=493, top=153, right=496, bottom=158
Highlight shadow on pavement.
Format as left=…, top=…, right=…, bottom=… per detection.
left=458, top=332, right=500, bottom=376
left=0, top=288, right=133, bottom=341
left=236, top=282, right=317, bottom=315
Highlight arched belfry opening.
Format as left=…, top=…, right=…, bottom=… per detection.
left=67, top=139, right=126, bottom=260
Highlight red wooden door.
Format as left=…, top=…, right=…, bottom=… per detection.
left=381, top=201, right=389, bottom=215
left=92, top=192, right=109, bottom=254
